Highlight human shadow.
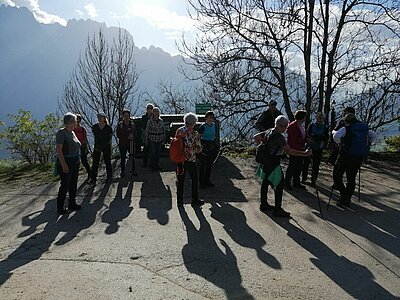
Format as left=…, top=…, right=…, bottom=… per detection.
left=200, top=156, right=247, bottom=203
left=209, top=202, right=281, bottom=269
left=293, top=179, right=400, bottom=259
left=139, top=168, right=172, bottom=225
left=101, top=177, right=134, bottom=234
left=271, top=217, right=395, bottom=299
left=180, top=207, right=254, bottom=299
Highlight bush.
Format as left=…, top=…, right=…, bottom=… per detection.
left=384, top=136, right=400, bottom=152
left=0, top=110, right=59, bottom=164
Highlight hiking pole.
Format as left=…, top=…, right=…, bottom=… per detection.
left=309, top=154, right=323, bottom=218
left=327, top=184, right=334, bottom=210
left=358, top=166, right=361, bottom=202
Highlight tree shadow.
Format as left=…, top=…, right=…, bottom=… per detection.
left=271, top=217, right=395, bottom=299
left=139, top=168, right=172, bottom=225
left=209, top=202, right=281, bottom=269
left=101, top=177, right=134, bottom=234
left=200, top=156, right=248, bottom=203
left=179, top=207, right=254, bottom=300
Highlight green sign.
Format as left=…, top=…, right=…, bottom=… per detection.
left=195, top=103, right=212, bottom=115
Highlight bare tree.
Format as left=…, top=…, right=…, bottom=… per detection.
left=157, top=80, right=196, bottom=114
left=180, top=0, right=400, bottom=142
left=59, top=27, right=139, bottom=129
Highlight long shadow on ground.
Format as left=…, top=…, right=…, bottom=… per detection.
left=271, top=217, right=395, bottom=299
left=180, top=207, right=254, bottom=300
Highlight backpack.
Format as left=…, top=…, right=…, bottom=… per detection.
left=170, top=136, right=186, bottom=163
left=344, top=121, right=370, bottom=156
left=255, top=130, right=279, bottom=164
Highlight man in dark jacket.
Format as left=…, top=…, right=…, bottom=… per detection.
left=117, top=109, right=137, bottom=177
left=141, top=103, right=154, bottom=167
left=255, top=100, right=283, bottom=131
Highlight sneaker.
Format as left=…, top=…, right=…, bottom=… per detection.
left=260, top=203, right=274, bottom=212
left=273, top=208, right=291, bottom=218
left=191, top=200, right=205, bottom=207
left=294, top=183, right=307, bottom=190
left=57, top=209, right=68, bottom=215
left=68, top=204, right=82, bottom=211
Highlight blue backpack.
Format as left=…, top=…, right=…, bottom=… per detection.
left=344, top=121, right=370, bottom=156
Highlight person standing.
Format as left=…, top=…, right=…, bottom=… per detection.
left=141, top=103, right=154, bottom=167
left=91, top=112, right=113, bottom=184
left=302, top=112, right=329, bottom=186
left=176, top=113, right=204, bottom=207
left=73, top=114, right=91, bottom=178
left=117, top=109, right=137, bottom=178
left=55, top=113, right=82, bottom=215
left=255, top=100, right=283, bottom=131
left=198, top=111, right=218, bottom=188
left=333, top=113, right=377, bottom=207
left=254, top=115, right=312, bottom=217
left=144, top=107, right=165, bottom=171
left=285, top=110, right=307, bottom=190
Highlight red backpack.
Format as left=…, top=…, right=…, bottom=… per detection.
left=170, top=134, right=186, bottom=163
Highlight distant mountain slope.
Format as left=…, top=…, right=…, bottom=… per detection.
left=0, top=5, right=189, bottom=121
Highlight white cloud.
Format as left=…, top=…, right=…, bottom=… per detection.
left=75, top=9, right=84, bottom=17
left=0, top=0, right=16, bottom=6
left=84, top=3, right=98, bottom=19
left=2, top=0, right=67, bottom=26
left=127, top=3, right=194, bottom=32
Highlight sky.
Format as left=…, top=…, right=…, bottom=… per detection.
left=0, top=0, right=196, bottom=55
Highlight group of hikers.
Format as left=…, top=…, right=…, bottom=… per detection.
left=55, top=100, right=377, bottom=218
left=55, top=105, right=218, bottom=215
left=254, top=101, right=377, bottom=217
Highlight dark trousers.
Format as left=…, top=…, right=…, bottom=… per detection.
left=177, top=161, right=199, bottom=203
left=285, top=155, right=304, bottom=186
left=302, top=149, right=323, bottom=183
left=91, top=144, right=112, bottom=180
left=80, top=145, right=91, bottom=175
left=261, top=169, right=284, bottom=208
left=149, top=141, right=162, bottom=170
left=143, top=143, right=150, bottom=166
left=333, top=154, right=363, bottom=203
left=57, top=157, right=80, bottom=211
left=119, top=143, right=135, bottom=173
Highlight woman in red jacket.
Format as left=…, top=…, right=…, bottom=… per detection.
left=285, top=110, right=307, bottom=190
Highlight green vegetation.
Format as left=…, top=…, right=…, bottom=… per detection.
left=0, top=160, right=58, bottom=185
left=384, top=136, right=400, bottom=152
left=0, top=109, right=59, bottom=164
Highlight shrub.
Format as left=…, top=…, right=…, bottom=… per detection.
left=0, top=109, right=59, bottom=164
left=384, top=136, right=400, bottom=152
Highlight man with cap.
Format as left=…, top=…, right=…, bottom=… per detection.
left=255, top=100, right=283, bottom=132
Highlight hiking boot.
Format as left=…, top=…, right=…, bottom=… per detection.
left=191, top=200, right=205, bottom=207
left=68, top=204, right=82, bottom=211
left=260, top=203, right=274, bottom=212
left=273, top=208, right=291, bottom=218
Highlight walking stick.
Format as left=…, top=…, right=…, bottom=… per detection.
left=327, top=184, right=334, bottom=210
left=309, top=153, right=323, bottom=218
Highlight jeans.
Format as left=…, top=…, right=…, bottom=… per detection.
left=199, top=140, right=217, bottom=186
left=57, top=156, right=80, bottom=211
left=177, top=161, right=199, bottom=203
left=119, top=143, right=135, bottom=173
left=302, top=149, right=323, bottom=183
left=333, top=153, right=363, bottom=203
left=149, top=141, right=162, bottom=170
left=285, top=155, right=304, bottom=186
left=91, top=144, right=112, bottom=180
